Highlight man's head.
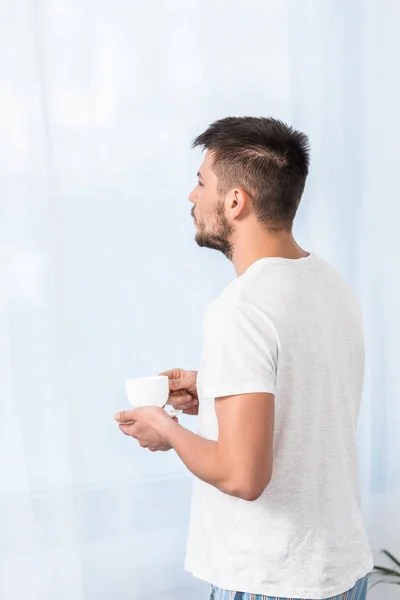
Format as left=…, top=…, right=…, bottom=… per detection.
left=189, top=117, right=310, bottom=260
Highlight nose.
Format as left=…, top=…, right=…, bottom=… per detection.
left=189, top=188, right=197, bottom=204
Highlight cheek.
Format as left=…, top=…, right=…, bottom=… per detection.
left=198, top=192, right=214, bottom=215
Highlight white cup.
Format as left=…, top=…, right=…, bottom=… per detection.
left=125, top=375, right=169, bottom=408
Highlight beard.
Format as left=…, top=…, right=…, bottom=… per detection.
left=192, top=200, right=234, bottom=260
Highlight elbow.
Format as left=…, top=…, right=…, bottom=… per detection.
left=221, top=472, right=272, bottom=502
left=236, top=487, right=264, bottom=502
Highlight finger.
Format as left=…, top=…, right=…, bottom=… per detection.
left=168, top=377, right=193, bottom=392
left=119, top=424, right=139, bottom=438
left=166, top=394, right=192, bottom=407
left=115, top=409, right=137, bottom=423
left=159, top=369, right=182, bottom=380
left=175, top=399, right=198, bottom=411
left=168, top=389, right=187, bottom=397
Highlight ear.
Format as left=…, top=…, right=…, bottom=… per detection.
left=228, top=189, right=248, bottom=220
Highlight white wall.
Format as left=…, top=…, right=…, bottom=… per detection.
left=0, top=1, right=399, bottom=598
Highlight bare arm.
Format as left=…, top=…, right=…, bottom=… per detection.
left=117, top=304, right=277, bottom=498
left=163, top=392, right=274, bottom=500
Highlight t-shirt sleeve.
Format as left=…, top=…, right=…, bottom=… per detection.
left=201, top=301, right=278, bottom=399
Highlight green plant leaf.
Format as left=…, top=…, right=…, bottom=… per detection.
left=382, top=550, right=400, bottom=569
left=373, top=565, right=400, bottom=578
left=369, top=579, right=400, bottom=590
left=370, top=550, right=400, bottom=590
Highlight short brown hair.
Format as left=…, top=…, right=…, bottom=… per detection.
left=193, top=117, right=310, bottom=231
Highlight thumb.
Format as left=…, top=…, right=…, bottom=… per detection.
left=115, top=409, right=137, bottom=423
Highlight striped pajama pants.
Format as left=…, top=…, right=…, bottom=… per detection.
left=209, top=575, right=368, bottom=600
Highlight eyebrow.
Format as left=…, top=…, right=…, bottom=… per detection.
left=197, top=171, right=204, bottom=180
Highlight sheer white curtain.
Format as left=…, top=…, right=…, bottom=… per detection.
left=0, top=1, right=399, bottom=599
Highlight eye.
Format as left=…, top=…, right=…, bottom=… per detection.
left=197, top=180, right=204, bottom=187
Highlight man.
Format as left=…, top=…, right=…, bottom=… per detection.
left=115, top=117, right=373, bottom=599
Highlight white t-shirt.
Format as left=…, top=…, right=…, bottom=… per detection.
left=185, top=254, right=373, bottom=600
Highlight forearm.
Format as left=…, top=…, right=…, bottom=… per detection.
left=163, top=420, right=232, bottom=492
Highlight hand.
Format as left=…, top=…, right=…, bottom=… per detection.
left=115, top=406, right=177, bottom=452
left=160, top=368, right=199, bottom=415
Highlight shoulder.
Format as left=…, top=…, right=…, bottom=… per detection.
left=203, top=269, right=278, bottom=333
left=314, top=256, right=362, bottom=317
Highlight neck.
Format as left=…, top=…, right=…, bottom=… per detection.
left=231, top=226, right=309, bottom=276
